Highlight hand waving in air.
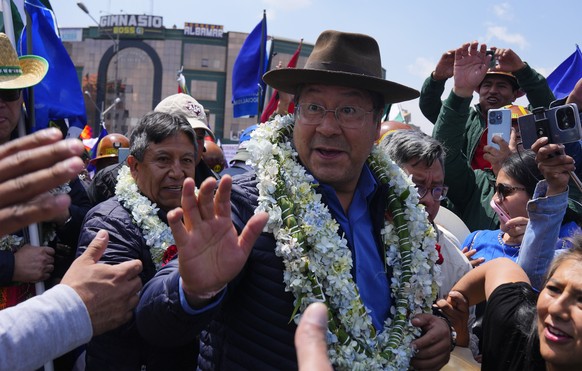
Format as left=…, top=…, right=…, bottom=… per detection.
left=167, top=175, right=268, bottom=307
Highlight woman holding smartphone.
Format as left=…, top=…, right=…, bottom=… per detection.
left=463, top=140, right=581, bottom=282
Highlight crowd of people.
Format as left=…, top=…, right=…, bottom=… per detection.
left=1, top=25, right=582, bottom=371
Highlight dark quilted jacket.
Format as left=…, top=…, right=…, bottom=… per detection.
left=77, top=197, right=198, bottom=370
left=136, top=171, right=390, bottom=370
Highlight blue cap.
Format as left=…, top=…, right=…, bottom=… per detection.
left=239, top=124, right=258, bottom=144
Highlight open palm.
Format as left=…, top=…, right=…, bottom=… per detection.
left=453, top=42, right=489, bottom=94
left=167, top=175, right=268, bottom=304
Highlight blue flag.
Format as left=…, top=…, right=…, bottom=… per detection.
left=19, top=0, right=87, bottom=132
left=547, top=45, right=582, bottom=100
left=232, top=12, right=267, bottom=118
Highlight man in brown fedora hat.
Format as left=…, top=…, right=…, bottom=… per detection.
left=137, top=30, right=451, bottom=370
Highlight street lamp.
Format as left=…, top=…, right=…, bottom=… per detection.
left=77, top=2, right=121, bottom=130
left=76, top=2, right=99, bottom=26
left=85, top=90, right=120, bottom=122
left=85, top=91, right=120, bottom=131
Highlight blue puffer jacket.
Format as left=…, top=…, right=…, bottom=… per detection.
left=136, top=171, right=391, bottom=370
left=77, top=197, right=198, bottom=370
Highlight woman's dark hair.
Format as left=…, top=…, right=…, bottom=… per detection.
left=501, top=150, right=541, bottom=198
left=503, top=150, right=582, bottom=227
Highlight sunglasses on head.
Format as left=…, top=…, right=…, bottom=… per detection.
left=493, top=183, right=526, bottom=201
left=0, top=89, right=21, bottom=102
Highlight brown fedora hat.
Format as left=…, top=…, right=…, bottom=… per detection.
left=263, top=30, right=419, bottom=104
left=0, top=33, right=48, bottom=90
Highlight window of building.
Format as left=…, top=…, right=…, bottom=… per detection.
left=183, top=44, right=225, bottom=71
left=190, top=80, right=217, bottom=101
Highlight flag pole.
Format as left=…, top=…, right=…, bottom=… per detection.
left=1, top=0, right=16, bottom=42
left=256, top=9, right=266, bottom=124
left=2, top=0, right=26, bottom=138
left=262, top=34, right=277, bottom=120
left=21, top=0, right=54, bottom=371
left=3, top=0, right=46, bottom=299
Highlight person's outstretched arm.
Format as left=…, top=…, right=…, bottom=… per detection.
left=0, top=230, right=142, bottom=371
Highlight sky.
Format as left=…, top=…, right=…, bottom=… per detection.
left=51, top=0, right=582, bottom=134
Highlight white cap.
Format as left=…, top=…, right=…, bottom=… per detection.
left=155, top=93, right=215, bottom=140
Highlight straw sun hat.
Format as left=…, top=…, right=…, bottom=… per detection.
left=0, top=32, right=48, bottom=90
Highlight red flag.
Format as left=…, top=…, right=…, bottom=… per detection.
left=260, top=40, right=302, bottom=123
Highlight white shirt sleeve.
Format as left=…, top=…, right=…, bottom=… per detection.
left=0, top=284, right=92, bottom=371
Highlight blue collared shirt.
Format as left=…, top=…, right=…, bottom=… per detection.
left=318, top=164, right=391, bottom=330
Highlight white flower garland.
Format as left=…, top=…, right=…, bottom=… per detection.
left=0, top=182, right=72, bottom=252
left=247, top=115, right=439, bottom=370
left=0, top=235, right=24, bottom=252
left=115, top=165, right=175, bottom=269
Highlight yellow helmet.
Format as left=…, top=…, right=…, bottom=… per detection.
left=202, top=140, right=226, bottom=173
left=89, top=133, right=129, bottom=166
left=502, top=104, right=530, bottom=122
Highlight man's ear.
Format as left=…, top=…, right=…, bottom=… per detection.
left=126, top=155, right=138, bottom=176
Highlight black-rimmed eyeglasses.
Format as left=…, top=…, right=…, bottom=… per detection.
left=415, top=185, right=449, bottom=201
left=296, top=102, right=374, bottom=129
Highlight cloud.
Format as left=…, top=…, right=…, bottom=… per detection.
left=407, top=57, right=436, bottom=79
left=263, top=0, right=311, bottom=11
left=531, top=66, right=550, bottom=77
left=485, top=26, right=528, bottom=49
left=262, top=0, right=311, bottom=21
left=492, top=3, right=512, bottom=20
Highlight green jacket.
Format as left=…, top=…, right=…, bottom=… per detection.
left=429, top=64, right=555, bottom=231
left=425, top=63, right=555, bottom=162
left=433, top=92, right=498, bottom=231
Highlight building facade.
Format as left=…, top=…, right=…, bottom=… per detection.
left=61, top=17, right=312, bottom=143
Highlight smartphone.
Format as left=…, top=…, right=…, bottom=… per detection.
left=487, top=108, right=512, bottom=150
left=517, top=104, right=582, bottom=149
left=118, top=148, right=130, bottom=164
left=490, top=198, right=510, bottom=224
left=485, top=50, right=496, bottom=69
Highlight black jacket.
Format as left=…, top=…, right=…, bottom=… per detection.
left=77, top=197, right=197, bottom=370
